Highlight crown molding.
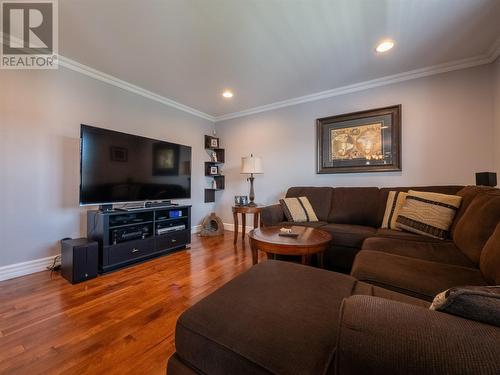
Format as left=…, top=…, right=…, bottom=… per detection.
left=215, top=45, right=500, bottom=122
left=58, top=56, right=216, bottom=122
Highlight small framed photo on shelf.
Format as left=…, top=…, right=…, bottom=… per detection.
left=209, top=166, right=219, bottom=175
left=210, top=137, right=219, bottom=148
left=234, top=195, right=248, bottom=206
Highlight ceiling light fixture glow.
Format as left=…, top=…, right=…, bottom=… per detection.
left=376, top=40, right=395, bottom=53
left=222, top=90, right=233, bottom=98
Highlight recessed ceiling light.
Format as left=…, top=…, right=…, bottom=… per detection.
left=376, top=40, right=395, bottom=53
left=222, top=90, right=233, bottom=98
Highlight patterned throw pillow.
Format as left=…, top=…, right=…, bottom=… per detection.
left=430, top=286, right=500, bottom=327
left=381, top=191, right=408, bottom=230
left=396, top=190, right=462, bottom=240
left=279, top=197, right=319, bottom=223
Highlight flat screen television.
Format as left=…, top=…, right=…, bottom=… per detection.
left=80, top=124, right=191, bottom=205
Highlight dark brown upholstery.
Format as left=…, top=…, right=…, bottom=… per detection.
left=259, top=203, right=284, bottom=226
left=451, top=185, right=497, bottom=236
left=286, top=186, right=333, bottom=221
left=453, top=192, right=500, bottom=265
left=374, top=228, right=440, bottom=242
left=321, top=223, right=376, bottom=248
left=276, top=221, right=328, bottom=228
left=328, top=187, right=380, bottom=227
left=480, top=223, right=500, bottom=284
left=351, top=250, right=486, bottom=300
left=352, top=282, right=430, bottom=308
left=175, top=261, right=349, bottom=375
left=361, top=237, right=474, bottom=267
left=167, top=354, right=200, bottom=375
left=335, top=296, right=500, bottom=375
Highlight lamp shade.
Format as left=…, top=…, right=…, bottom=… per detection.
left=241, top=155, right=263, bottom=174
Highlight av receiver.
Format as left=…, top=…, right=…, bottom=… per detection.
left=112, top=224, right=150, bottom=244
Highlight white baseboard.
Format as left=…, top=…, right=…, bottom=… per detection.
left=0, top=256, right=58, bottom=282
left=0, top=224, right=204, bottom=282
left=223, top=222, right=254, bottom=233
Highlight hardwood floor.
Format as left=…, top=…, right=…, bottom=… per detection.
left=0, top=231, right=264, bottom=375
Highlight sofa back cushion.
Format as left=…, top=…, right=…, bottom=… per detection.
left=480, top=223, right=500, bottom=284
left=453, top=192, right=500, bottom=265
left=328, top=187, right=380, bottom=227
left=286, top=187, right=333, bottom=221
left=451, top=186, right=498, bottom=236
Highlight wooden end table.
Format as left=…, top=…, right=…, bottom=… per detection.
left=248, top=226, right=332, bottom=267
left=232, top=205, right=262, bottom=244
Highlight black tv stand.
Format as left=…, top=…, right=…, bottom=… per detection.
left=87, top=205, right=191, bottom=273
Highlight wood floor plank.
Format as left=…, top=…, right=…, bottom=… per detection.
left=0, top=231, right=265, bottom=375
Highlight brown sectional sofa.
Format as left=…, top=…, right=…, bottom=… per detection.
left=261, top=185, right=500, bottom=301
left=168, top=185, right=500, bottom=374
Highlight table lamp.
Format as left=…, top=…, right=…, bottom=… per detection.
left=241, top=154, right=263, bottom=207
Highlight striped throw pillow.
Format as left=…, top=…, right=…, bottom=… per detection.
left=381, top=191, right=408, bottom=230
left=396, top=190, right=462, bottom=240
left=279, top=197, right=319, bottom=223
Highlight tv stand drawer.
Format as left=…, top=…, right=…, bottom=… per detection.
left=155, top=230, right=189, bottom=251
left=107, top=238, right=155, bottom=265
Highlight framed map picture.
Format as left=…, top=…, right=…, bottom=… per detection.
left=317, top=105, right=401, bottom=174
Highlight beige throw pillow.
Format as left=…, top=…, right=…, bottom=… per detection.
left=396, top=190, right=462, bottom=240
left=381, top=191, right=408, bottom=230
left=279, top=197, right=319, bottom=223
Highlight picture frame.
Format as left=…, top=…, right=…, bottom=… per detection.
left=210, top=137, right=219, bottom=148
left=234, top=195, right=249, bottom=206
left=209, top=166, right=219, bottom=175
left=317, top=105, right=401, bottom=174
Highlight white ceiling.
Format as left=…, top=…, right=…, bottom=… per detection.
left=60, top=0, right=500, bottom=119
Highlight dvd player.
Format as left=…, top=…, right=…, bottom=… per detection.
left=157, top=224, right=186, bottom=235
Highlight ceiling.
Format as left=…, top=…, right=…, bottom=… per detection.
left=60, top=0, right=500, bottom=119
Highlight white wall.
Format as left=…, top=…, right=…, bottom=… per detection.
left=0, top=68, right=214, bottom=268
left=494, top=58, right=500, bottom=174
left=215, top=64, right=495, bottom=224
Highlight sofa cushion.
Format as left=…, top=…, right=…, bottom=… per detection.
left=395, top=190, right=462, bottom=240
left=381, top=191, right=408, bottom=230
left=451, top=186, right=497, bottom=236
left=353, top=281, right=430, bottom=308
left=453, top=192, right=500, bottom=265
left=328, top=187, right=380, bottom=227
left=175, top=261, right=355, bottom=375
left=374, top=228, right=441, bottom=242
left=279, top=197, right=318, bottom=222
left=351, top=250, right=487, bottom=301
left=321, top=223, right=376, bottom=248
left=480, top=223, right=500, bottom=284
left=377, top=186, right=463, bottom=227
left=286, top=187, right=333, bottom=222
left=361, top=237, right=474, bottom=267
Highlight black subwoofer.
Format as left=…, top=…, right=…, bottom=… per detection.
left=61, top=238, right=98, bottom=284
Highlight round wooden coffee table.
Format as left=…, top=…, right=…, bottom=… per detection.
left=248, top=226, right=332, bottom=267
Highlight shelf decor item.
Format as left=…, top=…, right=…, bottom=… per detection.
left=241, top=154, right=263, bottom=207
left=317, top=105, right=401, bottom=174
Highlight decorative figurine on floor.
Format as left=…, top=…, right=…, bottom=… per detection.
left=199, top=213, right=224, bottom=237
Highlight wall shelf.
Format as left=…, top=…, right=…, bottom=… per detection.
left=204, top=135, right=225, bottom=203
